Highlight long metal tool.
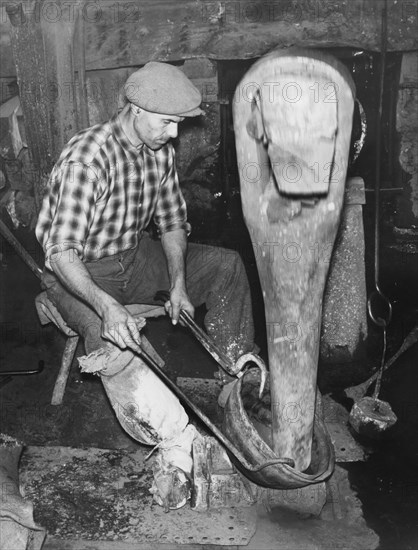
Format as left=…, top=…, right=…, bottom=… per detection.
left=154, top=290, right=267, bottom=397
left=0, top=219, right=45, bottom=384
left=0, top=361, right=45, bottom=377
left=126, top=339, right=294, bottom=474
left=0, top=218, right=43, bottom=280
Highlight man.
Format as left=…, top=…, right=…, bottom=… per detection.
left=36, top=62, right=255, bottom=509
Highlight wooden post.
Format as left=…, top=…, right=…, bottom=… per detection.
left=6, top=0, right=79, bottom=211
left=6, top=2, right=53, bottom=180
left=233, top=50, right=355, bottom=471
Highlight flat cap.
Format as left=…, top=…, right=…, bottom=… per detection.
left=125, top=62, right=203, bottom=117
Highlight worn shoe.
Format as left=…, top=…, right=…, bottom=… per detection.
left=149, top=424, right=196, bottom=511
left=150, top=453, right=191, bottom=511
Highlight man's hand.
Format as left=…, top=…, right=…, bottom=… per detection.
left=49, top=247, right=142, bottom=351
left=165, top=286, right=194, bottom=325
left=100, top=299, right=142, bottom=350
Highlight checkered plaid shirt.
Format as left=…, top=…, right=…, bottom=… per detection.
left=36, top=114, right=190, bottom=269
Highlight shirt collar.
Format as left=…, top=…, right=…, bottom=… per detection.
left=110, top=112, right=146, bottom=154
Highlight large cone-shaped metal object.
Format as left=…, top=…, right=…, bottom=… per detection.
left=231, top=49, right=355, bottom=475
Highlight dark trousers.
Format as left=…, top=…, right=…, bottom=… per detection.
left=42, top=233, right=255, bottom=360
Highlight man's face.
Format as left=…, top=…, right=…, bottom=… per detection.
left=133, top=109, right=184, bottom=150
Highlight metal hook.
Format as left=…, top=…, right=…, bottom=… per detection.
left=233, top=353, right=268, bottom=399
left=367, top=288, right=392, bottom=328
left=153, top=289, right=267, bottom=399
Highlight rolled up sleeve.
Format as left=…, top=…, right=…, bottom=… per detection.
left=36, top=160, right=102, bottom=269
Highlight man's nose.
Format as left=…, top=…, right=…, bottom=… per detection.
left=167, top=122, right=178, bottom=139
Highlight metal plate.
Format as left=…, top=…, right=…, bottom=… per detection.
left=20, top=446, right=256, bottom=546
left=322, top=395, right=369, bottom=462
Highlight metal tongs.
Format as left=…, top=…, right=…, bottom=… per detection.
left=154, top=290, right=267, bottom=398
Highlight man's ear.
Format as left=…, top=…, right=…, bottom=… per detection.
left=246, top=101, right=265, bottom=141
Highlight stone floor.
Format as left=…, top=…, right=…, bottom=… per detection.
left=1, top=230, right=417, bottom=550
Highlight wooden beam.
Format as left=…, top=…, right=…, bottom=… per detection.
left=1, top=0, right=417, bottom=79
left=75, top=0, right=418, bottom=69
left=40, top=6, right=79, bottom=157
left=6, top=2, right=53, bottom=176
left=6, top=1, right=80, bottom=210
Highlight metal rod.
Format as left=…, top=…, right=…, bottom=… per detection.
left=0, top=361, right=44, bottom=376
left=367, top=0, right=392, bottom=329
left=128, top=341, right=294, bottom=471
left=373, top=0, right=388, bottom=293
left=373, top=325, right=387, bottom=400
left=0, top=218, right=42, bottom=280
left=180, top=310, right=236, bottom=374
left=365, top=187, right=403, bottom=193
left=353, top=323, right=418, bottom=398
left=154, top=290, right=237, bottom=375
